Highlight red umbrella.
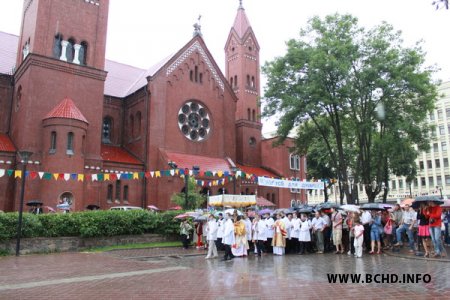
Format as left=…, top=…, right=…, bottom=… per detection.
left=147, top=205, right=160, bottom=211
left=174, top=213, right=192, bottom=219
left=169, top=205, right=182, bottom=210
left=44, top=206, right=56, bottom=213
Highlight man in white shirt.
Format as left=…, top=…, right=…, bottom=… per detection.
left=222, top=213, right=235, bottom=261
left=244, top=213, right=253, bottom=254
left=361, top=210, right=373, bottom=252
left=252, top=214, right=267, bottom=257
left=394, top=205, right=417, bottom=251
left=283, top=213, right=292, bottom=253
left=264, top=213, right=275, bottom=253
left=311, top=211, right=326, bottom=253
left=215, top=213, right=225, bottom=251
left=290, top=212, right=301, bottom=254
left=320, top=211, right=331, bottom=252
left=205, top=214, right=218, bottom=259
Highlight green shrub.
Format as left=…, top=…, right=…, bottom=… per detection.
left=0, top=210, right=184, bottom=241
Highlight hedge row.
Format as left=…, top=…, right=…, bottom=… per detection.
left=0, top=210, right=182, bottom=241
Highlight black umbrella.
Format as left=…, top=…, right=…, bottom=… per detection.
left=360, top=203, right=385, bottom=211
left=298, top=207, right=314, bottom=214
left=86, top=204, right=100, bottom=210
left=412, top=195, right=443, bottom=209
left=26, top=200, right=43, bottom=207
left=316, top=202, right=339, bottom=210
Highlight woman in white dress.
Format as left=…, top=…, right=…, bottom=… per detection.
left=299, top=213, right=312, bottom=254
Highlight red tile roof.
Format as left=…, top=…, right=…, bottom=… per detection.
left=101, top=145, right=142, bottom=165
left=165, top=151, right=232, bottom=172
left=232, top=6, right=252, bottom=38
left=237, top=164, right=278, bottom=178
left=44, top=98, right=88, bottom=123
left=0, top=133, right=16, bottom=152
left=256, top=196, right=276, bottom=207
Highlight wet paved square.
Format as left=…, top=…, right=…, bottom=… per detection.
left=0, top=248, right=449, bottom=299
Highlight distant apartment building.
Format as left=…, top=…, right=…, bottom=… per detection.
left=307, top=81, right=450, bottom=205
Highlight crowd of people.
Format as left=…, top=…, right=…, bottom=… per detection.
left=179, top=201, right=450, bottom=261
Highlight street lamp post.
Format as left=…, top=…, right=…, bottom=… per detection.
left=436, top=186, right=443, bottom=199
left=16, top=150, right=33, bottom=256
left=231, top=166, right=238, bottom=194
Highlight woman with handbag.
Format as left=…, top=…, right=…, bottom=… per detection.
left=383, top=211, right=394, bottom=249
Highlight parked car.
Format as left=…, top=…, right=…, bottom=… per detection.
left=109, top=206, right=143, bottom=211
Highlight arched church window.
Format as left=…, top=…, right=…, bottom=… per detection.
left=135, top=112, right=141, bottom=137
left=107, top=184, right=113, bottom=202
left=234, top=75, right=237, bottom=87
left=66, top=38, right=75, bottom=62
left=247, top=108, right=251, bottom=120
left=115, top=180, right=121, bottom=203
left=195, top=66, right=198, bottom=82
left=251, top=76, right=255, bottom=88
left=102, top=117, right=112, bottom=144
left=199, top=73, right=203, bottom=83
left=190, top=70, right=194, bottom=81
left=123, top=185, right=129, bottom=202
left=290, top=154, right=300, bottom=170
left=130, top=115, right=134, bottom=139
left=79, top=41, right=87, bottom=65
left=67, top=132, right=74, bottom=155
left=49, top=131, right=57, bottom=154
left=252, top=109, right=256, bottom=121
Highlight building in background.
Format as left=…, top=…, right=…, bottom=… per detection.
left=0, top=0, right=306, bottom=211
left=307, top=81, right=450, bottom=204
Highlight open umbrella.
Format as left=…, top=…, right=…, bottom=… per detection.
left=194, top=215, right=208, bottom=222
left=298, top=206, right=314, bottom=214
left=56, top=203, right=71, bottom=210
left=360, top=203, right=385, bottom=211
left=400, top=198, right=414, bottom=207
left=147, top=205, right=160, bottom=211
left=316, top=202, right=339, bottom=210
left=168, top=205, right=182, bottom=210
left=174, top=213, right=193, bottom=219
left=412, top=195, right=444, bottom=208
left=339, top=204, right=360, bottom=213
left=258, top=208, right=273, bottom=216
left=26, top=200, right=43, bottom=207
left=441, top=199, right=450, bottom=208
left=44, top=206, right=56, bottom=213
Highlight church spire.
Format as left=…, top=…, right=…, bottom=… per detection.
left=232, top=1, right=251, bottom=38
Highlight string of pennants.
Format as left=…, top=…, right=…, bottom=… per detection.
left=0, top=168, right=328, bottom=187
left=0, top=168, right=255, bottom=187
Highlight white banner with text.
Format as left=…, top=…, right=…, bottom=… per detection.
left=257, top=177, right=325, bottom=190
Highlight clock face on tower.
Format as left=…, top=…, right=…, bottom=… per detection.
left=177, top=101, right=211, bottom=142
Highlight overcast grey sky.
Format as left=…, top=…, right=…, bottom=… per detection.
left=0, top=0, right=449, bottom=132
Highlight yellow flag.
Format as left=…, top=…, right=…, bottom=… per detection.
left=133, top=172, right=139, bottom=179
left=155, top=171, right=161, bottom=178
left=78, top=174, right=84, bottom=182
left=104, top=174, right=110, bottom=181
left=217, top=171, right=223, bottom=177
left=14, top=170, right=22, bottom=178
left=53, top=173, right=59, bottom=180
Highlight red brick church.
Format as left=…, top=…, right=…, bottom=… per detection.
left=0, top=0, right=307, bottom=211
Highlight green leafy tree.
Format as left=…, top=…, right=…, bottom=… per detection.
left=263, top=14, right=438, bottom=203
left=170, top=177, right=206, bottom=210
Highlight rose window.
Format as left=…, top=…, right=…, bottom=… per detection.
left=178, top=101, right=211, bottom=141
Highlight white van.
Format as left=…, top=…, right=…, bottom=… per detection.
left=109, top=206, right=143, bottom=211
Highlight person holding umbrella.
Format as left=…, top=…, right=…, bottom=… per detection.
left=180, top=219, right=192, bottom=249
left=424, top=201, right=444, bottom=257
